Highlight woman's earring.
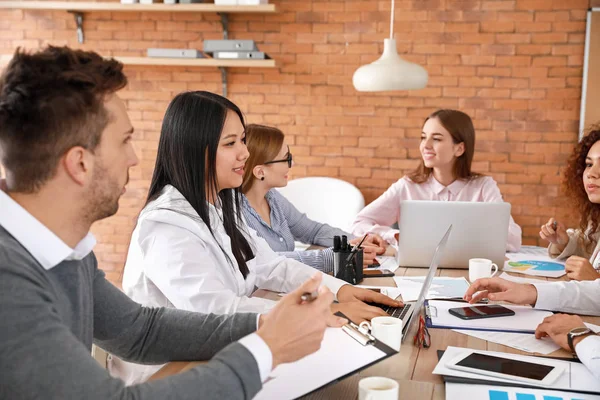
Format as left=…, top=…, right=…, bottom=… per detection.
left=260, top=177, right=265, bottom=181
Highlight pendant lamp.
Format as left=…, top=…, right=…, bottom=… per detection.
left=352, top=0, right=428, bottom=92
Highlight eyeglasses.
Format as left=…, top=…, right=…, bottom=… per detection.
left=413, top=314, right=431, bottom=349
left=264, top=147, right=293, bottom=168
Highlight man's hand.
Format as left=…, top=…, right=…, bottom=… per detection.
left=535, top=314, right=589, bottom=351
left=360, top=245, right=379, bottom=267
left=331, top=302, right=388, bottom=324
left=257, top=274, right=346, bottom=368
left=565, top=256, right=600, bottom=281
left=463, top=277, right=538, bottom=305
left=337, top=285, right=402, bottom=308
left=351, top=234, right=388, bottom=255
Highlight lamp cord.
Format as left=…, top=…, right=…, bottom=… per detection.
left=389, top=0, right=395, bottom=39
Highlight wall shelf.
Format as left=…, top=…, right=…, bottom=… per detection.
left=0, top=1, right=278, bottom=97
left=0, top=55, right=276, bottom=96
left=0, top=54, right=275, bottom=68
left=0, top=1, right=276, bottom=13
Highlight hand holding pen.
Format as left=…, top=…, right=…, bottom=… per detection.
left=257, top=273, right=346, bottom=368
left=539, top=218, right=569, bottom=248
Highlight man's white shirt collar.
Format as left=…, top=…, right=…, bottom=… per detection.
left=0, top=190, right=96, bottom=270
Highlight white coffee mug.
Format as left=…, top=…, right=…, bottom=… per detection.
left=469, top=258, right=499, bottom=282
left=358, top=376, right=399, bottom=400
left=359, top=316, right=402, bottom=351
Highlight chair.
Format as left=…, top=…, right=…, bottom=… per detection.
left=276, top=177, right=365, bottom=232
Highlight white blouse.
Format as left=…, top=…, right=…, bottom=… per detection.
left=121, top=185, right=346, bottom=315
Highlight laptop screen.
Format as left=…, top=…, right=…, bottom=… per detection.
left=401, top=225, right=452, bottom=338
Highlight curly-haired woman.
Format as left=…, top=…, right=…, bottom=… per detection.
left=540, top=128, right=600, bottom=281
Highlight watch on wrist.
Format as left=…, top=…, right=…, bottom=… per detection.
left=567, top=326, right=592, bottom=356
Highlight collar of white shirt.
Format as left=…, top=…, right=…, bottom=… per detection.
left=0, top=190, right=96, bottom=270
left=428, top=175, right=467, bottom=196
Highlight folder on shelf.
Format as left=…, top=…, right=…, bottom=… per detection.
left=211, top=51, right=267, bottom=59
left=203, top=39, right=258, bottom=52
left=424, top=300, right=553, bottom=334
left=253, top=314, right=397, bottom=400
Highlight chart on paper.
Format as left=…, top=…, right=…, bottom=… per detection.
left=445, top=383, right=600, bottom=400
left=504, top=254, right=566, bottom=278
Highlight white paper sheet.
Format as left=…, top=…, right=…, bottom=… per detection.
left=499, top=272, right=552, bottom=285
left=254, top=327, right=391, bottom=400
left=453, top=321, right=600, bottom=355
left=393, top=276, right=470, bottom=302
left=355, top=285, right=403, bottom=301
left=504, top=254, right=566, bottom=278
left=445, top=382, right=600, bottom=400
left=434, top=346, right=600, bottom=393
left=452, top=329, right=561, bottom=355
left=374, top=255, right=400, bottom=272
left=427, top=300, right=553, bottom=333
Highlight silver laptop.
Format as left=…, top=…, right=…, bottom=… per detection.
left=397, top=201, right=510, bottom=269
left=377, top=225, right=452, bottom=343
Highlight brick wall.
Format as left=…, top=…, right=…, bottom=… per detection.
left=0, top=0, right=591, bottom=285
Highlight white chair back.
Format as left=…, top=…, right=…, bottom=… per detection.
left=276, top=177, right=365, bottom=232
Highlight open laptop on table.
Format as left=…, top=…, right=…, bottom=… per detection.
left=397, top=200, right=510, bottom=269
left=374, top=225, right=452, bottom=343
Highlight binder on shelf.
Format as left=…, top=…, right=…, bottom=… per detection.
left=211, top=51, right=266, bottom=59
left=147, top=48, right=205, bottom=58
left=424, top=299, right=553, bottom=334
left=253, top=312, right=397, bottom=400
left=203, top=39, right=257, bottom=52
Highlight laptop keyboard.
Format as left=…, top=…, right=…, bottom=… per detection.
left=383, top=304, right=411, bottom=320
left=368, top=302, right=411, bottom=320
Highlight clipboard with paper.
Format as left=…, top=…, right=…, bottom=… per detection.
left=253, top=318, right=398, bottom=400
left=424, top=300, right=553, bottom=334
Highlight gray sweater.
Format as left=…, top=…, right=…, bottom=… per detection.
left=0, top=225, right=262, bottom=399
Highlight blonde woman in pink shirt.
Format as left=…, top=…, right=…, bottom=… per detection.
left=351, top=109, right=522, bottom=252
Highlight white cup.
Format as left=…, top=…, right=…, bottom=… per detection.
left=359, top=316, right=402, bottom=352
left=358, top=377, right=399, bottom=400
left=469, top=258, right=499, bottom=282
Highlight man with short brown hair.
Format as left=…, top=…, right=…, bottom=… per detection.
left=0, top=46, right=338, bottom=399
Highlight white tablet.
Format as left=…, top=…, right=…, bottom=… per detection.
left=446, top=351, right=565, bottom=386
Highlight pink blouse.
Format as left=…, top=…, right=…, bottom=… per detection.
left=351, top=175, right=522, bottom=252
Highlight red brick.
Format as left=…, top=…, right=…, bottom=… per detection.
left=481, top=21, right=515, bottom=33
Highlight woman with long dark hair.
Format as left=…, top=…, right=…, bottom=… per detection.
left=112, top=91, right=400, bottom=384
left=351, top=109, right=522, bottom=251
left=539, top=128, right=600, bottom=281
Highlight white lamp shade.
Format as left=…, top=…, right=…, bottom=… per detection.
left=353, top=38, right=428, bottom=92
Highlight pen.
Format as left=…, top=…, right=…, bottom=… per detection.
left=345, top=234, right=369, bottom=265
left=552, top=221, right=557, bottom=230
left=300, top=291, right=319, bottom=302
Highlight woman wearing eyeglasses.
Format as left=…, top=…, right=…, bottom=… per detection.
left=241, top=124, right=387, bottom=273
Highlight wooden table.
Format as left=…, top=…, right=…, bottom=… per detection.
left=150, top=268, right=600, bottom=399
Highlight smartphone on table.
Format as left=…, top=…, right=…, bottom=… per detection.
left=448, top=304, right=515, bottom=320
left=446, top=351, right=564, bottom=385
left=362, top=269, right=395, bottom=277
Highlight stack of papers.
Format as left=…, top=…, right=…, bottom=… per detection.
left=498, top=272, right=551, bottom=285
left=435, top=346, right=600, bottom=393
left=446, top=382, right=600, bottom=400
left=453, top=322, right=600, bottom=355
left=393, top=276, right=470, bottom=302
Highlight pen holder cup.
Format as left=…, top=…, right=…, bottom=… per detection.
left=333, top=249, right=363, bottom=285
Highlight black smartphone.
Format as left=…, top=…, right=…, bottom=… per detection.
left=448, top=305, right=515, bottom=320
left=362, top=269, right=395, bottom=277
